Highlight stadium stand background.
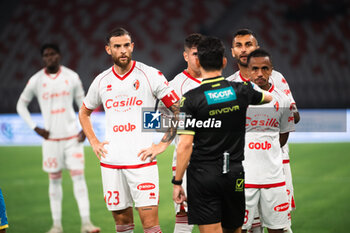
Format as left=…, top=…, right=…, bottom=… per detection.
left=0, top=0, right=349, bottom=113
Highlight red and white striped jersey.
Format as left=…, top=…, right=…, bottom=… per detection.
left=244, top=85, right=295, bottom=186
left=18, top=66, right=84, bottom=139
left=169, top=70, right=202, bottom=169
left=83, top=61, right=178, bottom=166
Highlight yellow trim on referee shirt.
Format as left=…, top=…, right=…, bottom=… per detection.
left=201, top=77, right=225, bottom=85
left=0, top=224, right=9, bottom=230
left=177, top=130, right=195, bottom=135
left=259, top=91, right=265, bottom=104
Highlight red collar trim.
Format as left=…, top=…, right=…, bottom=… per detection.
left=268, top=84, right=275, bottom=93
left=183, top=70, right=201, bottom=84
left=112, top=61, right=136, bottom=80
left=45, top=67, right=62, bottom=79
left=239, top=72, right=250, bottom=82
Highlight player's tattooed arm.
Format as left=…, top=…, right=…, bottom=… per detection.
left=138, top=100, right=180, bottom=162
left=161, top=100, right=180, bottom=143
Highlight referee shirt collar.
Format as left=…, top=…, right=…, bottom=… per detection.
left=200, top=76, right=224, bottom=85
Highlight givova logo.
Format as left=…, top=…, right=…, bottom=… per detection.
left=143, top=110, right=161, bottom=129
left=204, top=87, right=236, bottom=105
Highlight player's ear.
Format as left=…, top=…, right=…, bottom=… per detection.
left=105, top=45, right=111, bottom=55
left=222, top=57, right=227, bottom=69
left=183, top=51, right=188, bottom=62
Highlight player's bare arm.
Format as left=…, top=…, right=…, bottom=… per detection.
left=34, top=127, right=50, bottom=139
left=279, top=132, right=289, bottom=147
left=138, top=100, right=180, bottom=161
left=79, top=105, right=108, bottom=160
left=173, top=134, right=193, bottom=204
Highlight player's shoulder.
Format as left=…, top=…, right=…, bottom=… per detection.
left=94, top=66, right=113, bottom=81
left=170, top=71, right=187, bottom=85
left=272, top=87, right=290, bottom=106
left=60, top=65, right=81, bottom=81
left=226, top=71, right=240, bottom=82
left=271, top=70, right=288, bottom=84
left=135, top=61, right=159, bottom=73
left=26, top=68, right=45, bottom=84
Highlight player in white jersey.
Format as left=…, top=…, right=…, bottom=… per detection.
left=242, top=49, right=295, bottom=233
left=228, top=29, right=300, bottom=233
left=169, top=33, right=202, bottom=233
left=16, top=44, right=100, bottom=233
left=79, top=27, right=180, bottom=233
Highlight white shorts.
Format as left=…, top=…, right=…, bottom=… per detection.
left=283, top=161, right=296, bottom=211
left=101, top=163, right=159, bottom=211
left=42, top=137, right=84, bottom=173
left=172, top=169, right=188, bottom=213
left=243, top=186, right=289, bottom=230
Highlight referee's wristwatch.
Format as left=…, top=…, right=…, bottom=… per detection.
left=171, top=176, right=183, bottom=185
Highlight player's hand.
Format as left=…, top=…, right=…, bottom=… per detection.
left=77, top=130, right=86, bottom=142
left=91, top=140, right=109, bottom=160
left=138, top=143, right=167, bottom=162
left=173, top=185, right=186, bottom=204
left=34, top=127, right=50, bottom=139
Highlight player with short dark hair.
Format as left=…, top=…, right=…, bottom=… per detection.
left=169, top=33, right=203, bottom=233
left=228, top=29, right=299, bottom=233
left=79, top=27, right=180, bottom=233
left=172, top=36, right=272, bottom=233
left=16, top=43, right=100, bottom=233
left=242, top=48, right=295, bottom=233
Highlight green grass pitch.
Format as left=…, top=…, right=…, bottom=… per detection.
left=0, top=143, right=349, bottom=232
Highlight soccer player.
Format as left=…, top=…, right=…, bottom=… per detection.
left=0, top=189, right=8, bottom=233
left=169, top=33, right=203, bottom=233
left=16, top=44, right=100, bottom=233
left=227, top=29, right=299, bottom=233
left=79, top=27, right=180, bottom=233
left=242, top=49, right=295, bottom=233
left=173, top=36, right=272, bottom=233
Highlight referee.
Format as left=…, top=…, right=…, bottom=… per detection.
left=172, top=36, right=272, bottom=233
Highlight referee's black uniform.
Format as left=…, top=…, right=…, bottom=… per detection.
left=178, top=76, right=263, bottom=229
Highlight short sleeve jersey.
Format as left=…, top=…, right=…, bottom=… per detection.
left=19, top=66, right=85, bottom=139
left=244, top=84, right=295, bottom=186
left=169, top=70, right=202, bottom=168
left=228, top=70, right=297, bottom=160
left=178, top=76, right=263, bottom=163
left=83, top=61, right=178, bottom=166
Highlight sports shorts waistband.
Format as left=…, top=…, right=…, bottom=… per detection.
left=100, top=161, right=157, bottom=169
left=47, top=135, right=78, bottom=141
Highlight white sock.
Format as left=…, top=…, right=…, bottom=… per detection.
left=249, top=226, right=263, bottom=233
left=284, top=227, right=293, bottom=233
left=116, top=224, right=135, bottom=233
left=174, top=214, right=193, bottom=233
left=144, top=225, right=162, bottom=233
left=49, top=176, right=62, bottom=227
left=71, top=173, right=90, bottom=224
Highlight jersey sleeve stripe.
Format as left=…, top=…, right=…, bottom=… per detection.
left=82, top=102, right=94, bottom=111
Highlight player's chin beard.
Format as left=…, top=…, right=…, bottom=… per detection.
left=238, top=59, right=248, bottom=67
left=114, top=56, right=131, bottom=69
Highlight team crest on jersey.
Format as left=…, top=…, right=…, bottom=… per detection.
left=43, top=83, right=47, bottom=88
left=133, top=79, right=140, bottom=90
left=65, top=80, right=69, bottom=85
left=274, top=101, right=279, bottom=111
